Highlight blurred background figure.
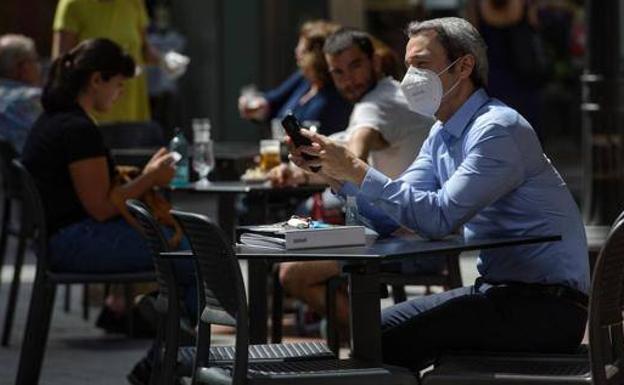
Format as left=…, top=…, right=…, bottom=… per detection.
left=0, top=34, right=42, bottom=152
left=370, top=36, right=405, bottom=81
left=238, top=20, right=352, bottom=137
left=145, top=0, right=187, bottom=139
left=52, top=0, right=187, bottom=125
left=466, top=0, right=548, bottom=134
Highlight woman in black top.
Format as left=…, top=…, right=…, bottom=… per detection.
left=21, top=38, right=195, bottom=322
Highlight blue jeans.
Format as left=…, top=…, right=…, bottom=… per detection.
left=49, top=218, right=197, bottom=316
left=381, top=279, right=587, bottom=370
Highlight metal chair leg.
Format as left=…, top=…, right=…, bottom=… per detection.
left=82, top=284, right=90, bottom=320
left=150, top=317, right=166, bottom=385
left=446, top=254, right=463, bottom=289
left=325, top=275, right=343, bottom=355
left=64, top=284, right=71, bottom=313
left=271, top=265, right=283, bottom=343
left=124, top=284, right=134, bottom=337
left=15, top=274, right=57, bottom=385
left=391, top=284, right=407, bottom=303
left=2, top=233, right=27, bottom=346
left=159, top=293, right=181, bottom=385
left=0, top=198, right=12, bottom=292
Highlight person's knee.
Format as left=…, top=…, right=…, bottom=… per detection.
left=279, top=263, right=306, bottom=298
left=279, top=261, right=340, bottom=299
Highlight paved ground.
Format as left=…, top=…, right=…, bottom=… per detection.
left=0, top=232, right=480, bottom=385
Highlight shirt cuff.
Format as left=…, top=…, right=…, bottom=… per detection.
left=360, top=167, right=391, bottom=201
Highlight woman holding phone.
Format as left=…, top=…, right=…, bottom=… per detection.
left=21, top=38, right=196, bottom=324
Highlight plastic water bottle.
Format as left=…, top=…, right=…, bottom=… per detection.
left=169, top=128, right=189, bottom=187
left=345, top=196, right=359, bottom=226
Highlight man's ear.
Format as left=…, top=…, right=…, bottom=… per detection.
left=15, top=61, right=29, bottom=83
left=458, top=55, right=476, bottom=80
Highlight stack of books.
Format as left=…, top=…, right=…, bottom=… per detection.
left=237, top=221, right=369, bottom=250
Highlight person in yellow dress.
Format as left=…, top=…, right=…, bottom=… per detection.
left=52, top=0, right=157, bottom=123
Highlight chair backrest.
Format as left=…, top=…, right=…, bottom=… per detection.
left=11, top=160, right=47, bottom=263
left=171, top=210, right=249, bottom=383
left=588, top=219, right=624, bottom=384
left=98, top=121, right=165, bottom=149
left=0, top=138, right=20, bottom=198
left=611, top=210, right=624, bottom=228
left=125, top=199, right=176, bottom=313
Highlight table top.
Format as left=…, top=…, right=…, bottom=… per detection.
left=110, top=141, right=259, bottom=160
left=162, top=234, right=561, bottom=262
left=168, top=181, right=326, bottom=194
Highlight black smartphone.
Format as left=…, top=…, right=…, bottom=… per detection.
left=281, top=113, right=320, bottom=172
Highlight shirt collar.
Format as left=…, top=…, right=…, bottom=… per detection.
left=441, top=88, right=489, bottom=138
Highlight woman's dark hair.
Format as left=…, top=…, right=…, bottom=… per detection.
left=298, top=20, right=341, bottom=86
left=42, top=38, right=135, bottom=113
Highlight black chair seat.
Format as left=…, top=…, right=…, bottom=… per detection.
left=196, top=359, right=413, bottom=384
left=213, top=341, right=334, bottom=363
left=424, top=354, right=591, bottom=384
left=177, top=341, right=334, bottom=375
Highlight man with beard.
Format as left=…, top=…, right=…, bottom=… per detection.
left=271, top=29, right=435, bottom=333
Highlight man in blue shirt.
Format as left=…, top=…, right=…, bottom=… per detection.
left=0, top=34, right=42, bottom=152
left=289, top=17, right=589, bottom=370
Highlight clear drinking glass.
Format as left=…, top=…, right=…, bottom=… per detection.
left=240, top=84, right=261, bottom=108
left=259, top=139, right=281, bottom=172
left=193, top=141, right=214, bottom=186
left=192, top=118, right=211, bottom=142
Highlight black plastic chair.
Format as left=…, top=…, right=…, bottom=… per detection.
left=585, top=210, right=624, bottom=274
left=99, top=121, right=166, bottom=167
left=127, top=201, right=336, bottom=385
left=99, top=120, right=165, bottom=147
left=171, top=209, right=417, bottom=385
left=421, top=219, right=624, bottom=385
left=0, top=138, right=20, bottom=288
left=0, top=139, right=28, bottom=347
left=12, top=160, right=156, bottom=385
left=0, top=139, right=90, bottom=347
left=126, top=199, right=185, bottom=385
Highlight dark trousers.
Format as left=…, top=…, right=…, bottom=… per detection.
left=381, top=278, right=587, bottom=370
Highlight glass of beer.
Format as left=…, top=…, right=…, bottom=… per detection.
left=259, top=139, right=281, bottom=172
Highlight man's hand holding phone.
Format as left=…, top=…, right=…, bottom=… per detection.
left=281, top=113, right=321, bottom=172
left=288, top=127, right=370, bottom=186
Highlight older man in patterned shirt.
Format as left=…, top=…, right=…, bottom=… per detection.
left=0, top=34, right=42, bottom=152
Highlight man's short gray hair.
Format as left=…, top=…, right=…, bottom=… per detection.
left=407, top=17, right=488, bottom=88
left=0, top=34, right=37, bottom=79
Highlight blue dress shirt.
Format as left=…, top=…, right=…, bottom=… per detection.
left=340, top=88, right=589, bottom=293
left=264, top=71, right=352, bottom=136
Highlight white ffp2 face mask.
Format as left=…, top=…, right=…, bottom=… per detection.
left=399, top=57, right=462, bottom=118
